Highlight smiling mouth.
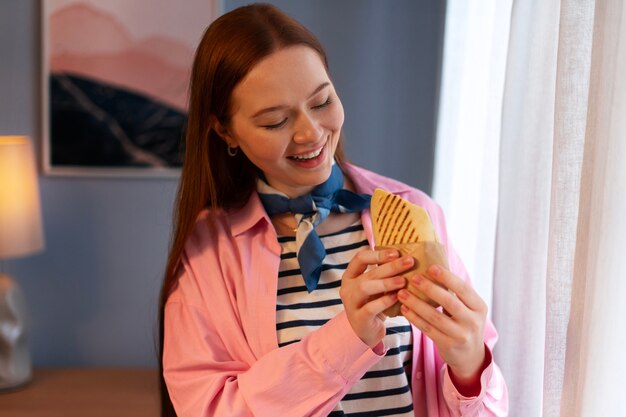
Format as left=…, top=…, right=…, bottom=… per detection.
left=288, top=144, right=325, bottom=161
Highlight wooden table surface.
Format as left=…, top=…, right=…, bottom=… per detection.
left=0, top=368, right=160, bottom=417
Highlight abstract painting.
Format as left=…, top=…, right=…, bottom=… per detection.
left=41, top=0, right=220, bottom=176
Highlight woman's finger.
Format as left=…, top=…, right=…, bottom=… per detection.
left=398, top=289, right=461, bottom=339
left=343, top=249, right=399, bottom=279
left=399, top=302, right=450, bottom=345
left=363, top=292, right=399, bottom=316
left=362, top=255, right=415, bottom=281
left=408, top=274, right=467, bottom=320
left=359, top=276, right=406, bottom=296
left=426, top=265, right=488, bottom=314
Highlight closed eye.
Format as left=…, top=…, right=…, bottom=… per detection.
left=261, top=96, right=331, bottom=129
left=312, top=97, right=332, bottom=109
left=262, top=118, right=288, bottom=130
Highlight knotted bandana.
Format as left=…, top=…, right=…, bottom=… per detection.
left=257, top=163, right=371, bottom=292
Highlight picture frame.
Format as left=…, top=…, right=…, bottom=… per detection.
left=41, top=0, right=220, bottom=177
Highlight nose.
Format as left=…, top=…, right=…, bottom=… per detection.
left=292, top=111, right=323, bottom=144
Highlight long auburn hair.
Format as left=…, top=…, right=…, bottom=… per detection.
left=158, top=4, right=348, bottom=416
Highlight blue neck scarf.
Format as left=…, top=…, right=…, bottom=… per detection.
left=257, top=163, right=371, bottom=292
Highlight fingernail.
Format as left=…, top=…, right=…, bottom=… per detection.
left=398, top=290, right=408, bottom=300
left=386, top=250, right=400, bottom=260
left=394, top=277, right=406, bottom=286
left=412, top=275, right=422, bottom=285
left=428, top=265, right=441, bottom=277
left=402, top=256, right=414, bottom=266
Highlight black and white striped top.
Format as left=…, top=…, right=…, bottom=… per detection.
left=276, top=221, right=414, bottom=416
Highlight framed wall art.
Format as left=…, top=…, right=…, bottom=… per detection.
left=41, top=0, right=220, bottom=177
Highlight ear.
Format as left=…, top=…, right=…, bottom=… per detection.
left=210, top=116, right=237, bottom=147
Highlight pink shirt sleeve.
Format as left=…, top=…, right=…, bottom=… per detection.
left=164, top=299, right=384, bottom=417
left=441, top=346, right=509, bottom=416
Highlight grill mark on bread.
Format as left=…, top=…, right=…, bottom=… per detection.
left=375, top=193, right=393, bottom=224
left=388, top=201, right=408, bottom=245
left=396, top=209, right=412, bottom=244
left=406, top=228, right=416, bottom=243
left=372, top=189, right=436, bottom=249
left=380, top=196, right=401, bottom=245
left=375, top=193, right=394, bottom=244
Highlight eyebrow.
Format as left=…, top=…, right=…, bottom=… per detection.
left=251, top=82, right=331, bottom=118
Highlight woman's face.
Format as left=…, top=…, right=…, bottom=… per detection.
left=224, top=45, right=345, bottom=197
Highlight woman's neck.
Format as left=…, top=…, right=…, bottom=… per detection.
left=271, top=211, right=361, bottom=237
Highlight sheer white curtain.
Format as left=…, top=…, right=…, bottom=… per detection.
left=557, top=2, right=626, bottom=415
left=435, top=1, right=626, bottom=417
left=433, top=0, right=512, bottom=312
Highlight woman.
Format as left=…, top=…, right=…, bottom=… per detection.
left=158, top=4, right=508, bottom=416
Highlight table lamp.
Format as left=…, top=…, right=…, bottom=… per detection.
left=0, top=135, right=44, bottom=390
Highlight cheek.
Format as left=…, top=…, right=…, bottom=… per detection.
left=230, top=120, right=271, bottom=153
left=241, top=136, right=282, bottom=162
left=243, top=136, right=290, bottom=170
left=326, top=100, right=345, bottom=132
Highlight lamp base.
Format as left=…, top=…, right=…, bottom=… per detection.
left=0, top=273, right=32, bottom=391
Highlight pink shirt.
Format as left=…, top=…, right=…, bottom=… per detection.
left=163, top=163, right=509, bottom=416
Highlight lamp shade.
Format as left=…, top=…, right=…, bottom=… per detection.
left=0, top=136, right=45, bottom=259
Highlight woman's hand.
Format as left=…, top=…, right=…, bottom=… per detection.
left=340, top=249, right=415, bottom=348
left=397, top=264, right=488, bottom=392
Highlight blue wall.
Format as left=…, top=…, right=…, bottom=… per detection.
left=0, top=0, right=444, bottom=367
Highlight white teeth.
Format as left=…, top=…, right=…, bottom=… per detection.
left=291, top=146, right=323, bottom=160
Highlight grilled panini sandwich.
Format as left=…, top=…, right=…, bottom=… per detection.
left=371, top=189, right=448, bottom=316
